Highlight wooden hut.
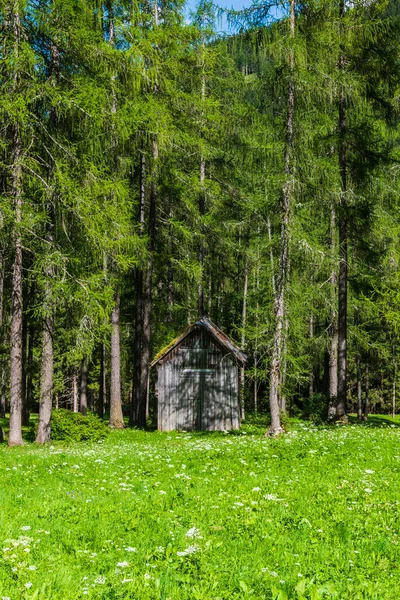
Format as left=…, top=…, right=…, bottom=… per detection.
left=151, top=317, right=247, bottom=431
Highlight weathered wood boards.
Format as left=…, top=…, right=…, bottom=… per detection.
left=152, top=317, right=246, bottom=431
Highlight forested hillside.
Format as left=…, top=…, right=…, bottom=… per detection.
left=1, top=0, right=400, bottom=443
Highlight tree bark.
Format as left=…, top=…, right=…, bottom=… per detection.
left=240, top=252, right=249, bottom=420
left=198, top=154, right=205, bottom=317
left=392, top=344, right=396, bottom=419
left=98, top=343, right=106, bottom=418
left=131, top=153, right=146, bottom=426
left=309, top=315, right=314, bottom=401
left=336, top=0, right=348, bottom=420
left=356, top=354, right=362, bottom=421
left=36, top=22, right=60, bottom=443
left=131, top=142, right=157, bottom=427
left=0, top=251, right=5, bottom=419
left=72, top=371, right=78, bottom=413
left=268, top=0, right=295, bottom=436
left=8, top=4, right=24, bottom=446
left=327, top=200, right=338, bottom=420
left=23, top=322, right=33, bottom=426
left=36, top=289, right=54, bottom=444
left=80, top=358, right=88, bottom=416
left=363, top=358, right=369, bottom=421
left=0, top=356, right=6, bottom=419
left=110, top=293, right=124, bottom=428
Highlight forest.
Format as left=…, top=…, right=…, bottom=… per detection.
left=1, top=0, right=400, bottom=445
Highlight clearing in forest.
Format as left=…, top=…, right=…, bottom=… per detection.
left=1, top=418, right=399, bottom=599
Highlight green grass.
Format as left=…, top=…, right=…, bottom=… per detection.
left=1, top=416, right=400, bottom=599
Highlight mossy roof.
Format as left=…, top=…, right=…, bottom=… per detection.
left=151, top=316, right=247, bottom=367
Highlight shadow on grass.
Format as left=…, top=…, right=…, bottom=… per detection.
left=347, top=414, right=400, bottom=428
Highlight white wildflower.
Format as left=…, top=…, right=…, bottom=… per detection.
left=124, top=546, right=137, bottom=552
left=185, top=527, right=202, bottom=539
left=21, top=526, right=31, bottom=531
left=177, top=544, right=200, bottom=557
left=116, top=561, right=129, bottom=568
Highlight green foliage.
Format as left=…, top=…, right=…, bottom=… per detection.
left=46, top=409, right=109, bottom=442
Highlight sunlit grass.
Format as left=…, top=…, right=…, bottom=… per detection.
left=1, top=416, right=400, bottom=598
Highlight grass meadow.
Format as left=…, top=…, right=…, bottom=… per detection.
left=1, top=416, right=400, bottom=599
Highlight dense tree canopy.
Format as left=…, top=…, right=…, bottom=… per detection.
left=0, top=0, right=400, bottom=442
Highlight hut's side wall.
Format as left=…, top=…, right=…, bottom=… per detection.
left=157, top=327, right=241, bottom=431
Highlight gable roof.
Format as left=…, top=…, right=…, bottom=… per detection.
left=151, top=316, right=247, bottom=367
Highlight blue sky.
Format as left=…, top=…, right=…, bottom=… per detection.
left=185, top=0, right=255, bottom=33
left=185, top=0, right=282, bottom=34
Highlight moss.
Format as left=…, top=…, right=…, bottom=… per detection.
left=152, top=326, right=192, bottom=363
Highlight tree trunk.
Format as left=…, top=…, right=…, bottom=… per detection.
left=309, top=315, right=314, bottom=401
left=21, top=310, right=28, bottom=426
left=240, top=252, right=249, bottom=420
left=327, top=200, right=338, bottom=420
left=198, top=154, right=205, bottom=317
left=363, top=359, right=369, bottom=421
left=23, top=323, right=34, bottom=426
left=72, top=371, right=78, bottom=413
left=131, top=153, right=146, bottom=426
left=132, top=142, right=157, bottom=427
left=356, top=354, right=362, bottom=421
left=36, top=288, right=54, bottom=444
left=392, top=344, right=396, bottom=419
left=9, top=93, right=24, bottom=446
left=80, top=358, right=88, bottom=416
left=336, top=0, right=348, bottom=421
left=268, top=0, right=295, bottom=436
left=0, top=357, right=6, bottom=419
left=110, top=293, right=124, bottom=428
left=98, top=343, right=106, bottom=418
left=0, top=251, right=5, bottom=419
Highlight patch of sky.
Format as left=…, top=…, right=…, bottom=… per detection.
left=185, top=0, right=284, bottom=35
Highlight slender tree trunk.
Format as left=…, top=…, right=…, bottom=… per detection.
left=24, top=324, right=34, bottom=426
left=72, top=371, right=78, bottom=413
left=0, top=248, right=4, bottom=334
left=328, top=200, right=338, bottom=420
left=363, top=358, right=369, bottom=421
left=36, top=27, right=60, bottom=443
left=356, top=354, right=362, bottom=421
left=132, top=140, right=157, bottom=427
left=240, top=252, right=249, bottom=420
left=268, top=0, right=295, bottom=436
left=80, top=358, right=88, bottom=417
left=131, top=154, right=146, bottom=426
left=309, top=315, right=314, bottom=401
left=0, top=251, right=5, bottom=419
left=98, top=343, right=106, bottom=418
left=392, top=344, right=396, bottom=419
left=21, top=308, right=29, bottom=426
left=106, top=1, right=124, bottom=428
left=36, top=289, right=54, bottom=444
left=110, top=293, right=124, bottom=428
left=0, top=356, right=6, bottom=419
left=198, top=154, right=205, bottom=317
left=267, top=216, right=276, bottom=298
left=9, top=108, right=24, bottom=445
left=336, top=0, right=348, bottom=421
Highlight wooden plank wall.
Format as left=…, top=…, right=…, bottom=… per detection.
left=157, top=328, right=241, bottom=431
